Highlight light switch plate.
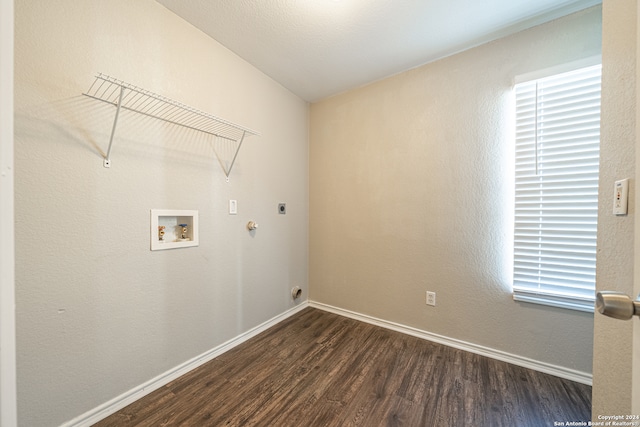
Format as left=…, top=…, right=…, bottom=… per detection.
left=229, top=200, right=237, bottom=215
left=613, top=179, right=629, bottom=215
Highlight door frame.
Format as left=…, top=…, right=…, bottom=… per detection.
left=0, top=0, right=17, bottom=425
left=633, top=0, right=640, bottom=413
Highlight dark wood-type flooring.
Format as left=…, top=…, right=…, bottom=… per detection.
left=94, top=307, right=591, bottom=426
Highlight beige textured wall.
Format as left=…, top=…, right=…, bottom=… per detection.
left=14, top=1, right=308, bottom=425
left=592, top=0, right=637, bottom=416
left=310, top=7, right=601, bottom=374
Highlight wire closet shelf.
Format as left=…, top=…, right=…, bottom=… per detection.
left=83, top=73, right=259, bottom=177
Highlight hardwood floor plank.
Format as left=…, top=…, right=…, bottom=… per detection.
left=93, top=307, right=591, bottom=427
left=258, top=319, right=378, bottom=426
left=179, top=311, right=348, bottom=426
left=336, top=334, right=423, bottom=426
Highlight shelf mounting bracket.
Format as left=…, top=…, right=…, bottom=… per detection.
left=103, top=85, right=124, bottom=168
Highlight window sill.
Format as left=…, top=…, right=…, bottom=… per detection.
left=513, top=292, right=595, bottom=313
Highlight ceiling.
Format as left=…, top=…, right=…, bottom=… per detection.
left=156, top=0, right=601, bottom=102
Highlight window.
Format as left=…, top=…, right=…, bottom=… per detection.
left=513, top=63, right=602, bottom=312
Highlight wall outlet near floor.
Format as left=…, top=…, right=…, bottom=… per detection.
left=426, top=291, right=436, bottom=306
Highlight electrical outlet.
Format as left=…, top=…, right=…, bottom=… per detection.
left=426, top=291, right=436, bottom=306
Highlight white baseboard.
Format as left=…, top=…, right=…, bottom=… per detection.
left=309, top=301, right=593, bottom=386
left=61, top=302, right=309, bottom=427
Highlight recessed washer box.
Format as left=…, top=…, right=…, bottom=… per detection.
left=150, top=209, right=199, bottom=251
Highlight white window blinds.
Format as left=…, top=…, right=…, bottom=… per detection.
left=513, top=64, right=601, bottom=312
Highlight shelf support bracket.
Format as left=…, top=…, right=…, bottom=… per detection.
left=104, top=85, right=125, bottom=168
left=225, top=130, right=246, bottom=178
